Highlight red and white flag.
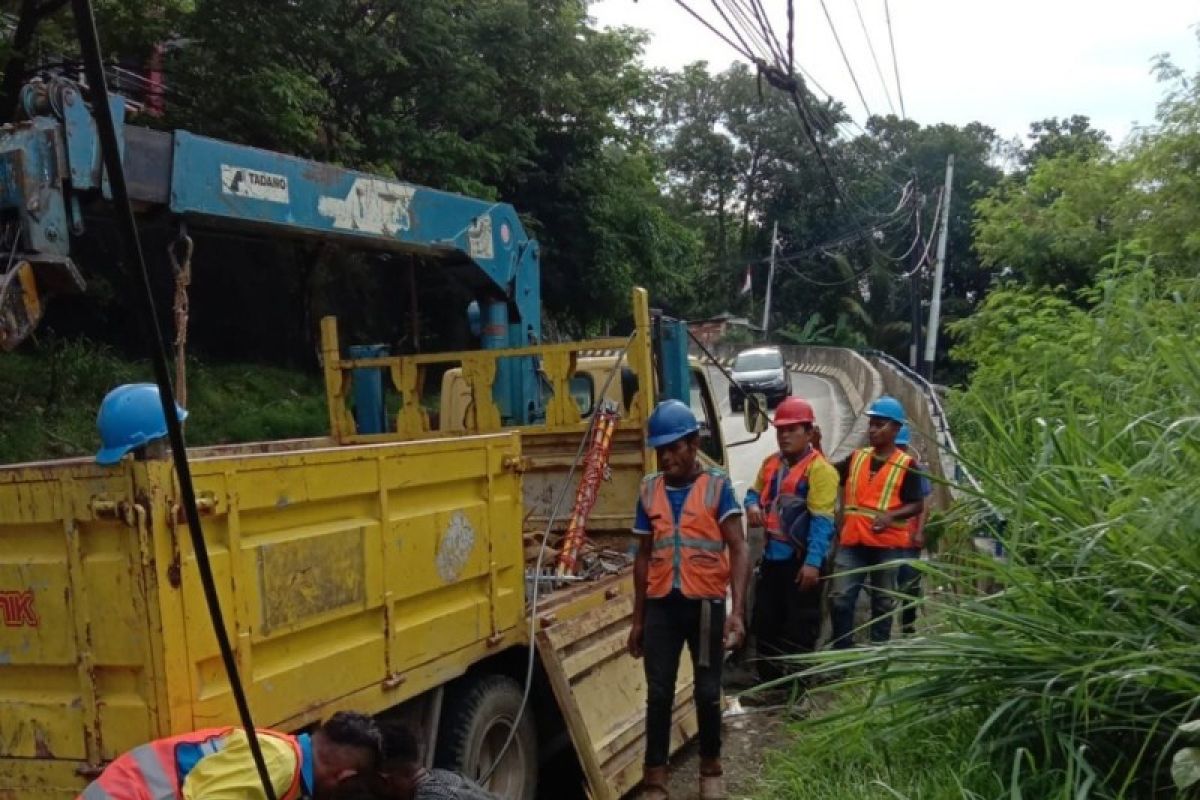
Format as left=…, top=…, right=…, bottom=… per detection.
left=739, top=265, right=753, bottom=295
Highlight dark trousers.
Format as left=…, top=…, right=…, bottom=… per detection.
left=752, top=557, right=821, bottom=682
left=896, top=548, right=922, bottom=631
left=643, top=591, right=725, bottom=766
left=829, top=545, right=902, bottom=648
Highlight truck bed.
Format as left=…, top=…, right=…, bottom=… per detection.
left=0, top=433, right=526, bottom=798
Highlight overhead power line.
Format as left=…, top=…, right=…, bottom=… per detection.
left=744, top=0, right=790, bottom=68
left=786, top=0, right=795, bottom=73
left=772, top=204, right=910, bottom=268
left=852, top=0, right=896, bottom=115
left=907, top=188, right=944, bottom=276
left=708, top=0, right=764, bottom=63
left=672, top=0, right=756, bottom=61
left=718, top=0, right=783, bottom=65
left=884, top=0, right=907, bottom=118
left=664, top=0, right=922, bottom=251
left=817, top=0, right=872, bottom=119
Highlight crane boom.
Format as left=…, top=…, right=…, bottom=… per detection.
left=0, top=78, right=542, bottom=422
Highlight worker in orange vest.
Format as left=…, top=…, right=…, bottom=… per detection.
left=743, top=397, right=838, bottom=683
left=829, top=396, right=925, bottom=649
left=77, top=712, right=382, bottom=799
left=628, top=400, right=749, bottom=800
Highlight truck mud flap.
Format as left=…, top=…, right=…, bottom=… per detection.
left=534, top=575, right=698, bottom=800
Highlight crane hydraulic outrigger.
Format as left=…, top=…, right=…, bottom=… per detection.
left=0, top=76, right=544, bottom=424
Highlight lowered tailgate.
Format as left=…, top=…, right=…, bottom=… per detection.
left=535, top=573, right=698, bottom=800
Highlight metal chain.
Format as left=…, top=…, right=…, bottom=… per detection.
left=168, top=228, right=194, bottom=409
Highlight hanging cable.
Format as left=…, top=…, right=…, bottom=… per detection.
left=852, top=0, right=896, bottom=115
left=885, top=0, right=907, bottom=119
left=69, top=2, right=278, bottom=798
left=672, top=0, right=757, bottom=61
left=718, top=0, right=781, bottom=64
left=786, top=0, right=795, bottom=74
left=707, top=0, right=764, bottom=64
left=479, top=334, right=636, bottom=785
left=899, top=188, right=944, bottom=278
left=662, top=0, right=920, bottom=247
left=737, top=0, right=789, bottom=67
left=817, top=0, right=872, bottom=118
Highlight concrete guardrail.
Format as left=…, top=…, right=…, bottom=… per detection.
left=692, top=342, right=961, bottom=512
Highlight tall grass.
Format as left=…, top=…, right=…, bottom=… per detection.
left=0, top=338, right=328, bottom=463
left=761, top=260, right=1200, bottom=798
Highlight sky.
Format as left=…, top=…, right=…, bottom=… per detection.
left=588, top=0, right=1200, bottom=146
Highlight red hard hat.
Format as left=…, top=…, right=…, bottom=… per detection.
left=774, top=397, right=815, bottom=427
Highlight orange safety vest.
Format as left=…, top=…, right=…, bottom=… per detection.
left=840, top=447, right=915, bottom=548
left=759, top=449, right=820, bottom=544
left=640, top=470, right=731, bottom=600
left=78, top=727, right=305, bottom=800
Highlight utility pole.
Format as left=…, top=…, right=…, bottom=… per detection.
left=761, top=220, right=778, bottom=338
left=923, top=154, right=954, bottom=380
left=907, top=178, right=921, bottom=369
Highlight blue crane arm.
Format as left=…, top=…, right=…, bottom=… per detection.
left=0, top=80, right=540, bottom=345
left=0, top=80, right=542, bottom=422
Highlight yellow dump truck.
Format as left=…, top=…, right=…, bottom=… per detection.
left=0, top=290, right=743, bottom=799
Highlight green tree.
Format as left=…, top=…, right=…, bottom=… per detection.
left=1020, top=114, right=1111, bottom=168
left=167, top=0, right=695, bottom=334
left=974, top=36, right=1200, bottom=291
left=974, top=153, right=1133, bottom=291
left=0, top=0, right=186, bottom=121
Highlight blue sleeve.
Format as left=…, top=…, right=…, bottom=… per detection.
left=717, top=477, right=742, bottom=523
left=919, top=473, right=933, bottom=498
left=804, top=514, right=835, bottom=568
left=633, top=496, right=651, bottom=534
left=744, top=487, right=761, bottom=509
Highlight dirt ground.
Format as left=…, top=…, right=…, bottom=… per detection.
left=664, top=700, right=792, bottom=800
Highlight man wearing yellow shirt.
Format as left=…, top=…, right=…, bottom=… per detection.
left=77, top=711, right=382, bottom=799
left=742, top=398, right=838, bottom=683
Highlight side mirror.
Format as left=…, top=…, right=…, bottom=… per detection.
left=743, top=394, right=769, bottom=434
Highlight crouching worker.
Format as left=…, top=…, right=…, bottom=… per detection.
left=743, top=398, right=837, bottom=684
left=331, top=722, right=500, bottom=800
left=627, top=400, right=750, bottom=800
left=95, top=383, right=187, bottom=464
left=77, top=711, right=382, bottom=799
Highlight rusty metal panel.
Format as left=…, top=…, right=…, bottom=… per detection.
left=1, top=432, right=525, bottom=799
left=535, top=574, right=698, bottom=800
left=257, top=526, right=366, bottom=634
left=151, top=433, right=524, bottom=733
left=0, top=460, right=155, bottom=791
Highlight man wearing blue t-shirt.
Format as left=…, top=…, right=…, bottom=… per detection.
left=628, top=400, right=748, bottom=800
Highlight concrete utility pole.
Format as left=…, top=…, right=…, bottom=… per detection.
left=923, top=154, right=954, bottom=380
left=761, top=220, right=778, bottom=337
left=907, top=187, right=922, bottom=369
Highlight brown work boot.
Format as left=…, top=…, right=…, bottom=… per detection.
left=700, top=759, right=726, bottom=800
left=640, top=765, right=669, bottom=799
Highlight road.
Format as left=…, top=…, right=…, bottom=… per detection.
left=706, top=366, right=854, bottom=497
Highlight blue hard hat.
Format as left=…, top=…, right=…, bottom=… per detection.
left=647, top=399, right=699, bottom=448
left=896, top=424, right=911, bottom=447
left=96, top=383, right=187, bottom=465
left=866, top=395, right=906, bottom=425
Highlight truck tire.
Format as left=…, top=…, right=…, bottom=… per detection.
left=436, top=674, right=538, bottom=800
